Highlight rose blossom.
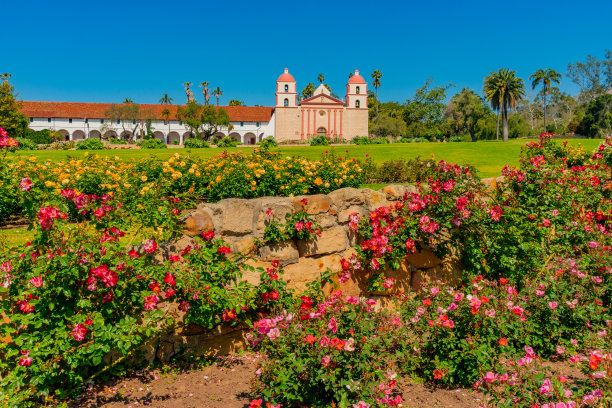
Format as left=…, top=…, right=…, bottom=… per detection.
left=20, top=177, right=33, bottom=191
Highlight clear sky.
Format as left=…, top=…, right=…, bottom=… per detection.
left=3, top=0, right=611, bottom=106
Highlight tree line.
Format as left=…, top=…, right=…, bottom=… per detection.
left=368, top=50, right=612, bottom=141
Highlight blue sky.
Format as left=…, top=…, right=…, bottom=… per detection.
left=4, top=0, right=611, bottom=106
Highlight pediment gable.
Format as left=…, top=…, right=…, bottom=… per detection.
left=299, top=93, right=345, bottom=106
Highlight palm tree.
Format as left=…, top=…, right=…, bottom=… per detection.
left=161, top=108, right=171, bottom=141
left=371, top=70, right=382, bottom=116
left=212, top=87, right=223, bottom=106
left=159, top=94, right=173, bottom=105
left=123, top=98, right=134, bottom=104
left=199, top=82, right=210, bottom=105
left=483, top=68, right=526, bottom=142
left=318, top=73, right=325, bottom=84
left=529, top=68, right=562, bottom=131
left=348, top=72, right=354, bottom=79
left=0, top=73, right=11, bottom=82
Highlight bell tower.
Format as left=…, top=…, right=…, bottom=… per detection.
left=276, top=68, right=297, bottom=107
left=345, top=69, right=367, bottom=110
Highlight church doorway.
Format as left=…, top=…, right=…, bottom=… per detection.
left=316, top=127, right=327, bottom=137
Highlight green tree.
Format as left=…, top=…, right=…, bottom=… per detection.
left=445, top=88, right=488, bottom=142
left=369, top=114, right=407, bottom=138
left=318, top=73, right=325, bottom=84
left=578, top=94, right=612, bottom=138
left=105, top=103, right=154, bottom=141
left=175, top=101, right=204, bottom=138
left=212, top=87, right=223, bottom=106
left=201, top=105, right=230, bottom=140
left=483, top=68, right=526, bottom=142
left=161, top=108, right=172, bottom=137
left=403, top=79, right=451, bottom=140
left=300, top=83, right=315, bottom=100
left=0, top=74, right=28, bottom=136
left=228, top=99, right=243, bottom=106
left=159, top=94, right=173, bottom=105
left=529, top=68, right=562, bottom=130
left=371, top=70, right=382, bottom=116
left=567, top=50, right=612, bottom=103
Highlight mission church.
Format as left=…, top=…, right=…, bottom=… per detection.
left=21, top=68, right=368, bottom=144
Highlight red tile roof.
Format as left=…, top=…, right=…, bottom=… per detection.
left=20, top=101, right=274, bottom=122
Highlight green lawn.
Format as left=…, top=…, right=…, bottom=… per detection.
left=7, top=138, right=602, bottom=178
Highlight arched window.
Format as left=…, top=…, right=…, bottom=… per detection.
left=284, top=84, right=289, bottom=92
left=356, top=86, right=360, bottom=94
left=284, top=98, right=289, bottom=107
left=355, top=100, right=360, bottom=108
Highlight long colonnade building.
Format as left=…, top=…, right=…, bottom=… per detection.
left=20, top=69, right=368, bottom=144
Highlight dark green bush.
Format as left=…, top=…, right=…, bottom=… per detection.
left=14, top=138, right=37, bottom=150
left=108, top=137, right=127, bottom=144
left=76, top=138, right=104, bottom=150
left=309, top=135, right=329, bottom=146
left=137, top=139, right=167, bottom=149
left=353, top=136, right=371, bottom=145
left=372, top=137, right=390, bottom=144
left=184, top=138, right=210, bottom=149
left=259, top=136, right=278, bottom=149
left=21, top=129, right=53, bottom=144
left=216, top=137, right=239, bottom=148
left=449, top=136, right=463, bottom=142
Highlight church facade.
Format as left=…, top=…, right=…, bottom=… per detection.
left=20, top=68, right=368, bottom=144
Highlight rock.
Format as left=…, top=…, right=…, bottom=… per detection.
left=224, top=235, right=256, bottom=255
left=217, top=199, right=255, bottom=235
left=337, top=205, right=367, bottom=223
left=315, top=214, right=337, bottom=229
left=283, top=254, right=342, bottom=292
left=328, top=187, right=364, bottom=208
left=406, top=247, right=442, bottom=269
left=178, top=323, right=208, bottom=336
left=411, top=258, right=463, bottom=291
left=362, top=189, right=389, bottom=211
left=481, top=177, right=498, bottom=191
left=380, top=185, right=407, bottom=200
left=292, top=194, right=332, bottom=214
left=252, top=197, right=293, bottom=237
left=239, top=259, right=271, bottom=286
left=297, top=226, right=349, bottom=257
left=156, top=340, right=175, bottom=362
left=378, top=260, right=413, bottom=295
left=258, top=240, right=299, bottom=266
left=183, top=210, right=214, bottom=236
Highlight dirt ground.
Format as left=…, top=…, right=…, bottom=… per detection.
left=73, top=353, right=486, bottom=408
left=73, top=355, right=584, bottom=408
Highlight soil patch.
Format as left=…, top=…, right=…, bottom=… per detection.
left=73, top=354, right=490, bottom=408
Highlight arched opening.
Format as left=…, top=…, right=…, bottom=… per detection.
left=258, top=133, right=265, bottom=142
left=58, top=129, right=70, bottom=141
left=283, top=98, right=289, bottom=107
left=72, top=130, right=86, bottom=140
left=120, top=131, right=133, bottom=141
left=167, top=131, right=180, bottom=144
left=356, top=86, right=360, bottom=94
left=89, top=130, right=101, bottom=139
left=316, top=127, right=327, bottom=136
left=284, top=84, right=289, bottom=92
left=212, top=131, right=226, bottom=140
left=104, top=130, right=118, bottom=140
left=244, top=132, right=256, bottom=145
left=153, top=131, right=165, bottom=142
left=355, top=100, right=360, bottom=108
left=229, top=132, right=242, bottom=143
left=182, top=132, right=192, bottom=143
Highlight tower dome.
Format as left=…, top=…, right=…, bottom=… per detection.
left=348, top=69, right=366, bottom=84
left=277, top=68, right=295, bottom=82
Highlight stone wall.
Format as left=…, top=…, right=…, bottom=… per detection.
left=153, top=178, right=503, bottom=361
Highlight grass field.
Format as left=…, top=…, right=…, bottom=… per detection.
left=6, top=138, right=602, bottom=179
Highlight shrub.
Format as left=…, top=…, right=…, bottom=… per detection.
left=310, top=135, right=330, bottom=146
left=184, top=138, right=210, bottom=149
left=396, top=137, right=412, bottom=143
left=259, top=136, right=278, bottom=149
left=137, top=138, right=167, bottom=149
left=108, top=137, right=127, bottom=145
left=14, top=138, right=36, bottom=151
left=216, top=137, right=239, bottom=148
left=21, top=129, right=53, bottom=144
left=372, top=137, right=390, bottom=144
left=76, top=138, right=104, bottom=150
left=0, top=194, right=290, bottom=406
left=449, top=135, right=463, bottom=142
left=352, top=136, right=371, bottom=145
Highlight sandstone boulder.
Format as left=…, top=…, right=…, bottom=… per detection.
left=183, top=209, right=215, bottom=236
left=258, top=240, right=299, bottom=266
left=297, top=226, right=349, bottom=257
left=283, top=254, right=342, bottom=292
left=292, top=194, right=332, bottom=214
